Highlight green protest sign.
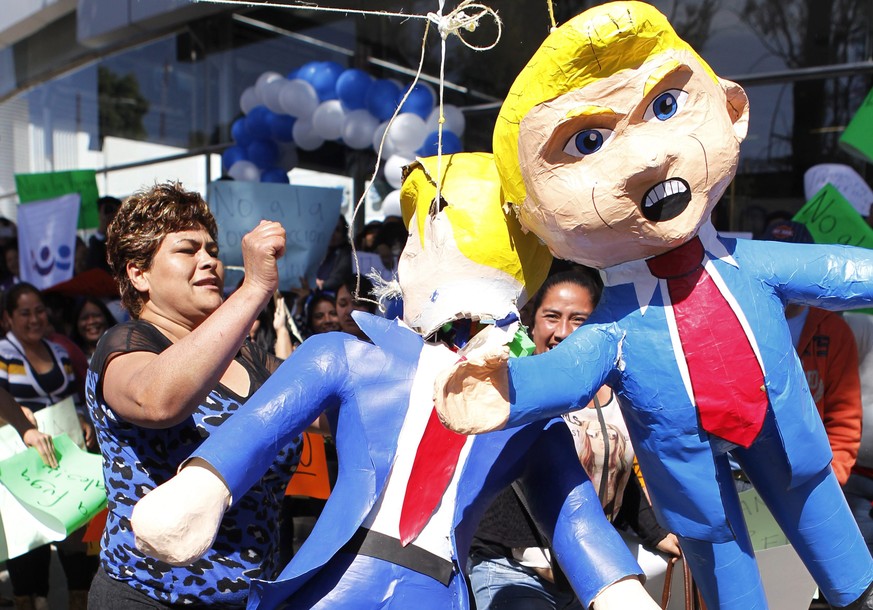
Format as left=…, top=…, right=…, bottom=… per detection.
left=0, top=435, right=106, bottom=535
left=739, top=488, right=789, bottom=551
left=840, top=86, right=873, bottom=164
left=793, top=184, right=873, bottom=248
left=15, top=170, right=99, bottom=230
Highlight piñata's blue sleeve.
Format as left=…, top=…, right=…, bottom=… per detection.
left=751, top=239, right=873, bottom=309
left=505, top=323, right=620, bottom=428
left=518, top=418, right=643, bottom=606
left=191, top=333, right=347, bottom=502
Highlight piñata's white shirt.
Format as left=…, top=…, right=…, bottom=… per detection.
left=362, top=340, right=473, bottom=562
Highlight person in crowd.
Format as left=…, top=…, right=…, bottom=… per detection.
left=315, top=215, right=352, bottom=292
left=249, top=292, right=294, bottom=359
left=762, top=220, right=863, bottom=486
left=292, top=290, right=342, bottom=553
left=75, top=236, right=89, bottom=276
left=354, top=220, right=382, bottom=252
left=0, top=218, right=17, bottom=251
left=69, top=297, right=118, bottom=362
left=844, top=311, right=873, bottom=555
left=5, top=246, right=19, bottom=286
left=469, top=269, right=680, bottom=610
left=372, top=221, right=404, bottom=276
left=305, top=293, right=340, bottom=336
left=0, top=383, right=57, bottom=609
left=85, top=181, right=302, bottom=608
left=335, top=276, right=376, bottom=341
left=86, top=196, right=122, bottom=274
left=0, top=282, right=95, bottom=610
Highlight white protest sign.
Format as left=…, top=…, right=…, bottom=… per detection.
left=207, top=181, right=343, bottom=291
left=17, top=194, right=81, bottom=290
left=804, top=164, right=873, bottom=217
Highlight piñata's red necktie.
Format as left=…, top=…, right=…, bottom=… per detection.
left=398, top=405, right=467, bottom=546
left=646, top=237, right=768, bottom=448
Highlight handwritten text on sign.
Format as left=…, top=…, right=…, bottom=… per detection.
left=0, top=435, right=106, bottom=535
left=793, top=184, right=873, bottom=248
left=207, top=181, right=343, bottom=291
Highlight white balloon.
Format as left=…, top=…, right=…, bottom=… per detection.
left=386, top=113, right=427, bottom=156
left=384, top=154, right=413, bottom=190
left=262, top=78, right=287, bottom=114
left=342, top=110, right=379, bottom=150
left=279, top=79, right=319, bottom=120
left=381, top=189, right=402, bottom=218
left=312, top=100, right=347, bottom=141
left=425, top=104, right=465, bottom=136
left=255, top=71, right=283, bottom=98
left=227, top=160, right=261, bottom=182
left=292, top=118, right=325, bottom=151
left=371, top=121, right=397, bottom=158
left=240, top=86, right=260, bottom=115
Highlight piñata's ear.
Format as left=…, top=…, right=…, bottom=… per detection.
left=721, top=78, right=750, bottom=143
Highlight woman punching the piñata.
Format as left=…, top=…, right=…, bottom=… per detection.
left=436, top=3, right=873, bottom=609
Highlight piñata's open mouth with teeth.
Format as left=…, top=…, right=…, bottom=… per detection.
left=640, top=178, right=691, bottom=222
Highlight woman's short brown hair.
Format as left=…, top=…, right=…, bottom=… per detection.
left=107, top=182, right=218, bottom=318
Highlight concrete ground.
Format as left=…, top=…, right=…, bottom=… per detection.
left=0, top=549, right=69, bottom=609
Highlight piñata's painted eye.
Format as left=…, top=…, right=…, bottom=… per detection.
left=563, top=128, right=614, bottom=157
left=644, top=89, right=688, bottom=121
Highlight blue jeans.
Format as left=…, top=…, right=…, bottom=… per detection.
left=468, top=554, right=583, bottom=610
left=845, top=472, right=873, bottom=556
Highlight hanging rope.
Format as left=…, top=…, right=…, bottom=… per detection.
left=198, top=0, right=501, bottom=308
left=545, top=0, right=557, bottom=32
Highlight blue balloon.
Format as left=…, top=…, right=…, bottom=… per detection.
left=417, top=130, right=462, bottom=156
left=261, top=167, right=290, bottom=183
left=336, top=69, right=372, bottom=110
left=297, top=61, right=344, bottom=101
left=366, top=80, right=401, bottom=122
left=397, top=83, right=434, bottom=120
left=231, top=117, right=253, bottom=147
left=221, top=145, right=248, bottom=171
left=269, top=113, right=296, bottom=142
left=286, top=67, right=299, bottom=80
left=247, top=139, right=280, bottom=169
left=245, top=106, right=273, bottom=140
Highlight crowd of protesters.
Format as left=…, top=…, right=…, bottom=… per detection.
left=0, top=182, right=870, bottom=610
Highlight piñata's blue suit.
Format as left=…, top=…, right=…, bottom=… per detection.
left=192, top=313, right=642, bottom=610
left=505, top=225, right=873, bottom=609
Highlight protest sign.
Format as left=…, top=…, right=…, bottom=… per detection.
left=840, top=86, right=873, bottom=164
left=0, top=435, right=105, bottom=535
left=285, top=433, right=331, bottom=500
left=207, top=181, right=343, bottom=291
left=739, top=487, right=788, bottom=551
left=15, top=170, right=99, bottom=230
left=737, top=488, right=817, bottom=609
left=793, top=184, right=873, bottom=248
left=16, top=194, right=81, bottom=290
left=804, top=164, right=873, bottom=218
left=0, top=397, right=94, bottom=560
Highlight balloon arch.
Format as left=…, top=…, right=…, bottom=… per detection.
left=221, top=60, right=466, bottom=192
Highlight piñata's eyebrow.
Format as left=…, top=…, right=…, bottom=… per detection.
left=563, top=105, right=618, bottom=121
left=643, top=59, right=684, bottom=97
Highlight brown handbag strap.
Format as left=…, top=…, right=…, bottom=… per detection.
left=661, top=557, right=706, bottom=610
left=661, top=556, right=678, bottom=608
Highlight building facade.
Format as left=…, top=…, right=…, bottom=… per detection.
left=1, top=0, right=871, bottom=232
